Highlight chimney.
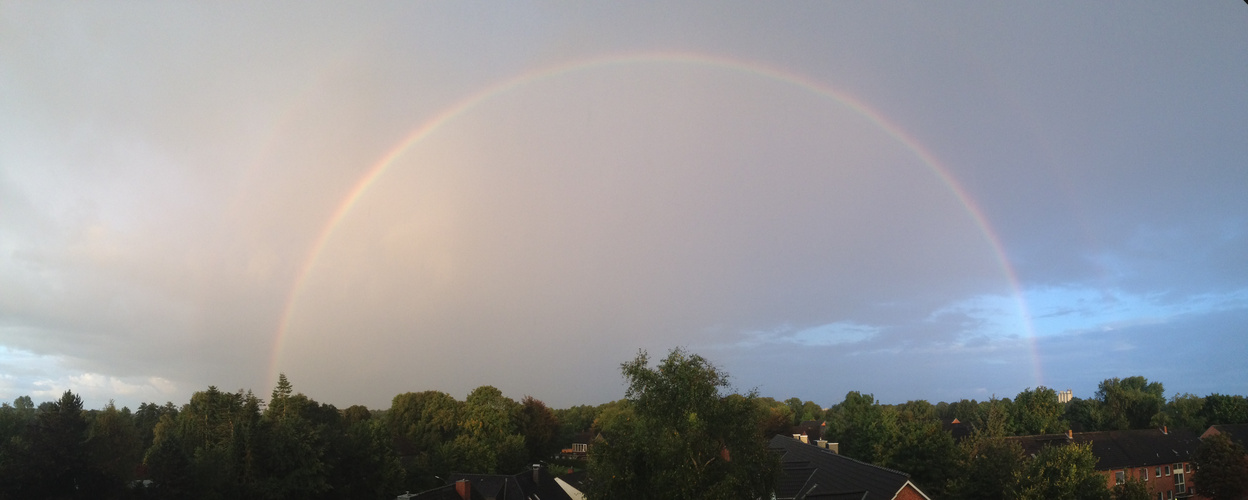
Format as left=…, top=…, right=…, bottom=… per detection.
left=816, top=439, right=828, bottom=449
left=455, top=479, right=471, bottom=500
left=800, top=434, right=808, bottom=444
left=532, top=464, right=541, bottom=485
left=1066, top=429, right=1072, bottom=439
left=793, top=433, right=802, bottom=441
left=828, top=442, right=839, bottom=454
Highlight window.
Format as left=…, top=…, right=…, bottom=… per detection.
left=1156, top=493, right=1162, bottom=500
left=1156, top=466, right=1162, bottom=477
left=572, top=443, right=587, bottom=453
left=1166, top=490, right=1173, bottom=500
left=1140, top=468, right=1148, bottom=480
left=1116, top=471, right=1125, bottom=485
left=1177, top=483, right=1186, bottom=494
left=1165, top=465, right=1171, bottom=476
left=1185, top=462, right=1191, bottom=473
left=1174, top=463, right=1182, bottom=473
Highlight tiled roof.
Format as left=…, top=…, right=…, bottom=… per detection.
left=770, top=435, right=926, bottom=500
left=1206, top=424, right=1248, bottom=451
left=410, top=466, right=573, bottom=500
left=1009, top=428, right=1201, bottom=470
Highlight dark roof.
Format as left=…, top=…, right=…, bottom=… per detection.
left=791, top=420, right=827, bottom=441
left=1009, top=428, right=1201, bottom=470
left=405, top=483, right=468, bottom=500
left=1205, top=424, right=1248, bottom=451
left=770, top=435, right=928, bottom=500
left=410, top=466, right=573, bottom=500
left=555, top=469, right=588, bottom=493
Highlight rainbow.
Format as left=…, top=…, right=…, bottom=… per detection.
left=267, top=51, right=1039, bottom=389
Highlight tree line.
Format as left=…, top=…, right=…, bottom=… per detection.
left=1, top=355, right=1245, bottom=499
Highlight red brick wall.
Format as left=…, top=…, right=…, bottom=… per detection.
left=1102, top=463, right=1194, bottom=500
left=893, top=483, right=929, bottom=500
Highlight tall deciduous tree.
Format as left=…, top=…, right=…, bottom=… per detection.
left=1012, top=387, right=1065, bottom=435
left=1201, top=394, right=1248, bottom=425
left=516, top=396, right=560, bottom=464
left=1192, top=433, right=1248, bottom=500
left=887, top=404, right=956, bottom=498
left=587, top=348, right=778, bottom=500
left=1161, top=393, right=1206, bottom=432
left=1095, top=376, right=1165, bottom=430
left=945, top=431, right=1025, bottom=500
left=827, top=391, right=897, bottom=465
left=1110, top=477, right=1151, bottom=500
left=1016, top=442, right=1110, bottom=500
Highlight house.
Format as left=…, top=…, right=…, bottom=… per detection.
left=405, top=465, right=573, bottom=500
left=1010, top=427, right=1202, bottom=500
left=558, top=430, right=595, bottom=460
left=1201, top=423, right=1248, bottom=451
left=769, top=434, right=932, bottom=500
left=941, top=418, right=972, bottom=443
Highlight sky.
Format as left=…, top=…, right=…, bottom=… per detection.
left=1, top=2, right=1246, bottom=412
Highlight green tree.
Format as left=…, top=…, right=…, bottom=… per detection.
left=1095, top=376, right=1165, bottom=430
left=1201, top=393, right=1248, bottom=425
left=1161, top=393, right=1206, bottom=432
left=754, top=397, right=795, bottom=439
left=7, top=391, right=91, bottom=499
left=387, top=390, right=461, bottom=490
left=887, top=404, right=956, bottom=498
left=453, top=386, right=526, bottom=474
left=1110, top=476, right=1151, bottom=500
left=516, top=396, right=560, bottom=464
left=586, top=348, right=778, bottom=500
left=144, top=386, right=261, bottom=498
left=1016, top=442, right=1110, bottom=500
left=827, top=391, right=897, bottom=464
left=86, top=401, right=143, bottom=495
left=342, top=404, right=372, bottom=426
left=1192, top=433, right=1248, bottom=500
left=134, top=401, right=178, bottom=451
left=945, top=431, right=1025, bottom=500
left=1012, top=387, right=1065, bottom=435
left=253, top=378, right=332, bottom=500
left=1065, top=397, right=1102, bottom=432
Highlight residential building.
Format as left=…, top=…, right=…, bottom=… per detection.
left=405, top=465, right=573, bottom=500
left=1010, top=427, right=1201, bottom=500
left=770, top=434, right=932, bottom=500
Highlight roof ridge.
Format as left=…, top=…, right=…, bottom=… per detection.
left=782, top=437, right=912, bottom=478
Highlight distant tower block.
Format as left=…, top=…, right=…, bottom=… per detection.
left=1058, top=389, right=1073, bottom=404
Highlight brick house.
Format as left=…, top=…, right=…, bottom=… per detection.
left=1011, top=427, right=1201, bottom=500
left=770, top=434, right=932, bottom=500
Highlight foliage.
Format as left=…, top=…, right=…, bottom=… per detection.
left=1015, top=442, right=1110, bottom=500
left=586, top=348, right=778, bottom=500
left=826, top=391, right=897, bottom=464
left=86, top=401, right=143, bottom=495
left=1192, top=433, right=1248, bottom=500
left=0, top=391, right=94, bottom=498
left=1012, top=386, right=1065, bottom=434
left=516, top=395, right=560, bottom=464
left=1201, top=393, right=1248, bottom=425
left=887, top=406, right=956, bottom=498
left=1110, top=477, right=1151, bottom=500
left=1161, top=393, right=1206, bottom=432
left=1095, top=376, right=1165, bottom=430
left=1065, top=397, right=1102, bottom=432
left=945, top=431, right=1025, bottom=500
